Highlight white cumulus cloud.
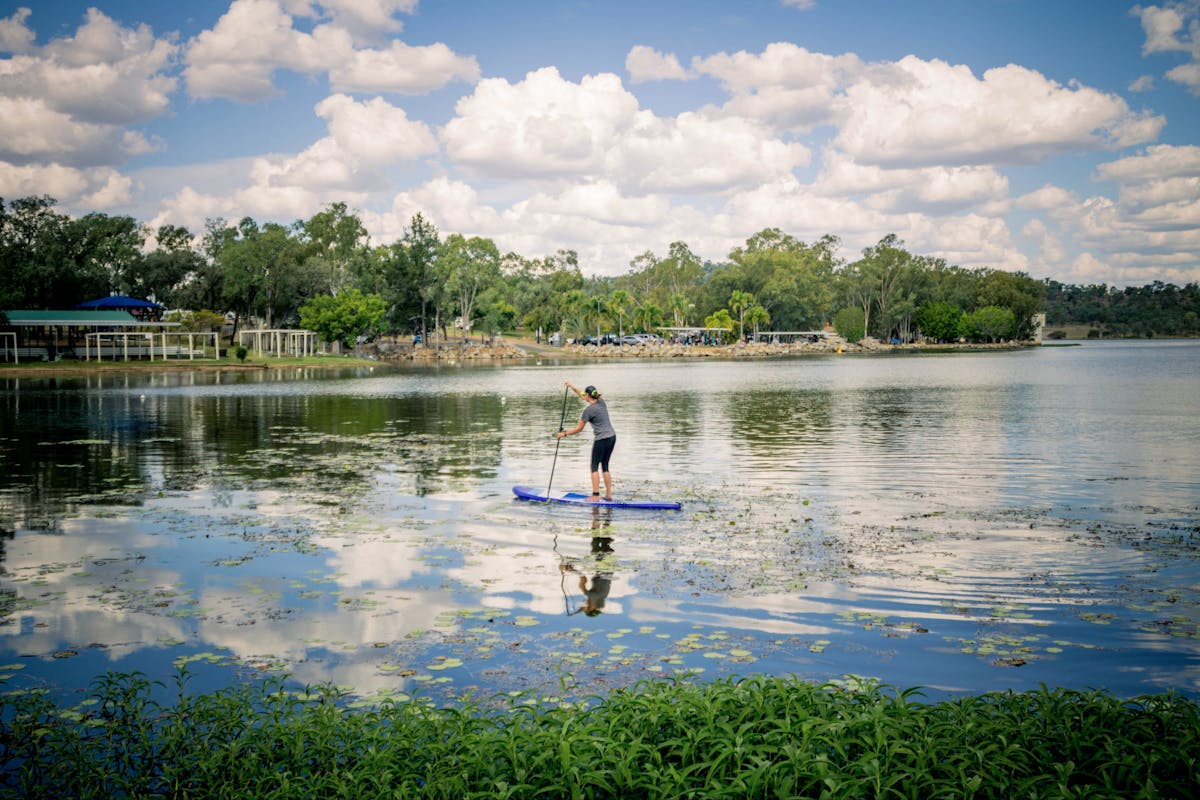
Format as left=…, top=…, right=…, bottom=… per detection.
left=834, top=56, right=1165, bottom=167
left=0, top=7, right=35, bottom=53
left=691, top=42, right=864, bottom=131
left=0, top=7, right=174, bottom=170
left=626, top=45, right=688, bottom=83
left=184, top=0, right=476, bottom=101
left=1133, top=2, right=1200, bottom=94
left=442, top=67, right=808, bottom=193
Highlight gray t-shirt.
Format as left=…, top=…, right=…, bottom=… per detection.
left=581, top=398, right=616, bottom=440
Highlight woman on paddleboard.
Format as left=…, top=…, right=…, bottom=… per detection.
left=556, top=382, right=616, bottom=501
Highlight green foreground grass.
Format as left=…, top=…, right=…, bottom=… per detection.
left=2, top=673, right=1197, bottom=799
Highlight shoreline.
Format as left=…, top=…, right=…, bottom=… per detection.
left=0, top=354, right=379, bottom=379
left=7, top=336, right=1180, bottom=377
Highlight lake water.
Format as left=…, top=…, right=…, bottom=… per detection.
left=1, top=340, right=1198, bottom=706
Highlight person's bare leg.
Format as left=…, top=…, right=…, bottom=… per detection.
left=588, top=470, right=601, bottom=501
left=602, top=470, right=613, bottom=500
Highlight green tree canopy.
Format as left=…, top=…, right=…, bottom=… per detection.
left=960, top=305, right=1016, bottom=342
left=299, top=289, right=387, bottom=348
left=435, top=233, right=501, bottom=336
left=916, top=301, right=962, bottom=343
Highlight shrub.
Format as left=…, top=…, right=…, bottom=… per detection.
left=833, top=306, right=866, bottom=343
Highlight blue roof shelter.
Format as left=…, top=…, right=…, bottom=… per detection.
left=76, top=295, right=164, bottom=320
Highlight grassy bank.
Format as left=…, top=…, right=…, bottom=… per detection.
left=0, top=353, right=380, bottom=377
left=2, top=673, right=1196, bottom=799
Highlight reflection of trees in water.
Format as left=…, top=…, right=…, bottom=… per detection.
left=630, top=392, right=703, bottom=460
left=0, top=387, right=156, bottom=532
left=186, top=392, right=506, bottom=491
left=724, top=389, right=834, bottom=447
left=0, top=379, right=507, bottom=541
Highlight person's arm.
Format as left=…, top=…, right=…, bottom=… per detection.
left=557, top=418, right=586, bottom=439
left=564, top=381, right=585, bottom=399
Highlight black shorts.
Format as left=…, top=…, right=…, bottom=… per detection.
left=590, top=435, right=616, bottom=472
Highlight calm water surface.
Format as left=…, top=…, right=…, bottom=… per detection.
left=1, top=340, right=1197, bottom=705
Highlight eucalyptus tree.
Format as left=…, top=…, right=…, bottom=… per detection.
left=402, top=213, right=440, bottom=339
left=297, top=202, right=370, bottom=297
left=172, top=217, right=237, bottom=318
left=509, top=248, right=583, bottom=340
left=478, top=291, right=517, bottom=339
left=131, top=224, right=204, bottom=307
left=71, top=212, right=144, bottom=298
left=624, top=241, right=704, bottom=315
left=837, top=259, right=875, bottom=339
left=857, top=234, right=913, bottom=340
left=925, top=263, right=980, bottom=311
left=217, top=217, right=308, bottom=332
left=434, top=233, right=501, bottom=338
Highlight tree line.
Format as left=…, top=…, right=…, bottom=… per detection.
left=1043, top=280, right=1200, bottom=338
left=3, top=194, right=1193, bottom=347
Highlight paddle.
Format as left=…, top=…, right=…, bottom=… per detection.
left=546, top=384, right=569, bottom=499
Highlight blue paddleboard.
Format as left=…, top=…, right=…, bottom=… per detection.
left=513, top=485, right=681, bottom=510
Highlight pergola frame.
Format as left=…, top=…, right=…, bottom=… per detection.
left=0, top=332, right=16, bottom=363
left=237, top=329, right=319, bottom=357
left=85, top=331, right=222, bottom=362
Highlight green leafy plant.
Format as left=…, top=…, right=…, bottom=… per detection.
left=834, top=306, right=866, bottom=343
left=3, top=672, right=1197, bottom=799
left=235, top=344, right=248, bottom=362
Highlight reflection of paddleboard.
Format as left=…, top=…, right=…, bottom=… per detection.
left=513, top=485, right=682, bottom=510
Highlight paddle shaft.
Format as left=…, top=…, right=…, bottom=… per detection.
left=546, top=385, right=570, bottom=498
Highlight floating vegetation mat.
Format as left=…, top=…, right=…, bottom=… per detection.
left=2, top=672, right=1197, bottom=799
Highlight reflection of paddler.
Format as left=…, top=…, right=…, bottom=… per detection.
left=574, top=572, right=611, bottom=616
left=562, top=506, right=615, bottom=616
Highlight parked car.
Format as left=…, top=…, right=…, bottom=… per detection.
left=633, top=333, right=661, bottom=344
left=620, top=335, right=641, bottom=345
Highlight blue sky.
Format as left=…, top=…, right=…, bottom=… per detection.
left=3, top=1, right=1199, bottom=286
